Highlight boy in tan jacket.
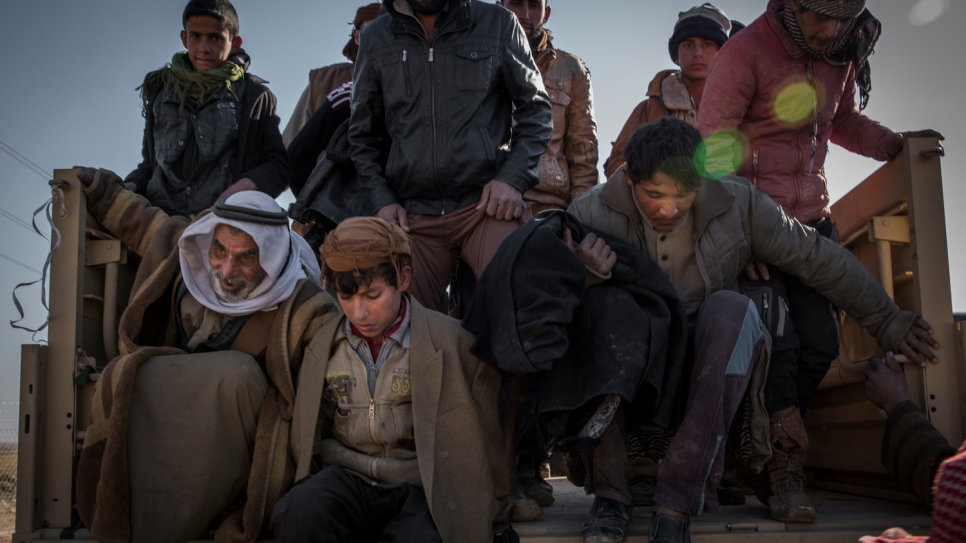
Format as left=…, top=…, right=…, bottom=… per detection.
left=273, top=217, right=514, bottom=543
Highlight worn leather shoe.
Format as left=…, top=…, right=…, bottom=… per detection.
left=582, top=496, right=632, bottom=543
left=648, top=512, right=691, bottom=543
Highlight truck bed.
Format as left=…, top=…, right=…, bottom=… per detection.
left=516, top=478, right=930, bottom=542
left=17, top=478, right=930, bottom=542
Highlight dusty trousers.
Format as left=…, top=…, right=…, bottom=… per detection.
left=653, top=291, right=763, bottom=516
left=271, top=465, right=441, bottom=543
left=407, top=205, right=522, bottom=312
left=583, top=291, right=763, bottom=515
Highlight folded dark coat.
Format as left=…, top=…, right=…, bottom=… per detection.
left=462, top=211, right=689, bottom=436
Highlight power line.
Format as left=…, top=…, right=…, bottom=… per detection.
left=0, top=208, right=36, bottom=235
left=0, top=251, right=40, bottom=275
left=0, top=139, right=48, bottom=180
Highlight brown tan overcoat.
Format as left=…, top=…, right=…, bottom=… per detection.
left=75, top=169, right=338, bottom=543
left=292, top=295, right=508, bottom=543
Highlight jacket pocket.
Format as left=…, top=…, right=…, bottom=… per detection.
left=453, top=46, right=494, bottom=92
left=374, top=52, right=410, bottom=102
left=537, top=154, right=568, bottom=198
left=476, top=126, right=496, bottom=165
left=389, top=402, right=416, bottom=451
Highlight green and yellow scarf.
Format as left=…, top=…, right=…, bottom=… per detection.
left=140, top=51, right=245, bottom=108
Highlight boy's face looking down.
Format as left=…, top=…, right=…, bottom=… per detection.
left=181, top=15, right=240, bottom=71
left=677, top=37, right=719, bottom=80
left=208, top=224, right=266, bottom=302
left=337, top=266, right=413, bottom=342
left=498, top=0, right=550, bottom=39
left=625, top=168, right=697, bottom=233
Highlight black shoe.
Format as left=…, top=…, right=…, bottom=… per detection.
left=629, top=475, right=656, bottom=506
left=648, top=512, right=691, bottom=543
left=582, top=496, right=632, bottom=543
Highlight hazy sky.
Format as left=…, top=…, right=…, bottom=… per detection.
left=0, top=0, right=962, bottom=424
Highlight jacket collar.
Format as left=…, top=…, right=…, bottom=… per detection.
left=598, top=170, right=736, bottom=237
left=386, top=0, right=472, bottom=37
left=766, top=0, right=807, bottom=58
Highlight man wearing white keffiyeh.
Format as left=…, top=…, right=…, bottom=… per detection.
left=73, top=167, right=338, bottom=543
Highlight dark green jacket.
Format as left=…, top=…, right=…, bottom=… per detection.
left=349, top=0, right=553, bottom=215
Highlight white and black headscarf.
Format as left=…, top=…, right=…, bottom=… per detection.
left=178, top=191, right=321, bottom=316
left=781, top=0, right=880, bottom=109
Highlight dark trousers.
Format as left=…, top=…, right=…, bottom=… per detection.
left=585, top=291, right=763, bottom=515
left=755, top=218, right=841, bottom=416
left=271, top=465, right=441, bottom=543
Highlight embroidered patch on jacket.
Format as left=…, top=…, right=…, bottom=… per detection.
left=324, top=372, right=356, bottom=405
left=390, top=369, right=412, bottom=400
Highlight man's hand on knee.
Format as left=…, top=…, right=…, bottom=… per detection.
left=477, top=180, right=525, bottom=221
left=376, top=204, right=411, bottom=232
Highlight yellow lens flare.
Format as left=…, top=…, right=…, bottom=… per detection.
left=699, top=131, right=748, bottom=177
left=773, top=81, right=817, bottom=125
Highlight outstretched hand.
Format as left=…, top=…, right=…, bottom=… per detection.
left=897, top=317, right=939, bottom=367
left=864, top=353, right=910, bottom=415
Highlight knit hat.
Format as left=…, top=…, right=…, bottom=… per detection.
left=668, top=4, right=732, bottom=63
left=342, top=2, right=383, bottom=62
left=798, top=0, right=866, bottom=19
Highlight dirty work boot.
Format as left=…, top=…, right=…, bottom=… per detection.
left=648, top=511, right=691, bottom=543
left=765, top=405, right=817, bottom=523
left=509, top=478, right=544, bottom=522
left=582, top=496, right=632, bottom=543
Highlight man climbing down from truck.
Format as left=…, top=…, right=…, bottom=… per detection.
left=72, top=167, right=337, bottom=543
left=272, top=217, right=516, bottom=543
left=697, top=0, right=943, bottom=522
left=125, top=0, right=290, bottom=219
left=567, top=116, right=940, bottom=543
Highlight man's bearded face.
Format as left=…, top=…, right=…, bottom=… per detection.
left=208, top=224, right=267, bottom=302
left=410, top=0, right=449, bottom=16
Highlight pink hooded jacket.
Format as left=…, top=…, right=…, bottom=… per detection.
left=697, top=0, right=897, bottom=224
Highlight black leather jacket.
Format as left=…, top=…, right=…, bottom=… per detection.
left=349, top=0, right=553, bottom=215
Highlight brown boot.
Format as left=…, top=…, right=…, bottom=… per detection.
left=764, top=406, right=816, bottom=523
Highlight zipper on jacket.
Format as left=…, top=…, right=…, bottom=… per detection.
left=762, top=291, right=770, bottom=330
left=428, top=48, right=434, bottom=62
left=402, top=49, right=412, bottom=96
left=752, top=147, right=759, bottom=186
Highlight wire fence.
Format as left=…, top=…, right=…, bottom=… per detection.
left=0, top=419, right=18, bottom=540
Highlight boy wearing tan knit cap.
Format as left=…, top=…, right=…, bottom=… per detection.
left=273, top=217, right=515, bottom=543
